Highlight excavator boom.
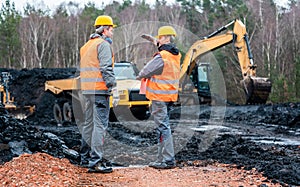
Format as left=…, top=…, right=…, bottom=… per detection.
left=181, top=19, right=272, bottom=104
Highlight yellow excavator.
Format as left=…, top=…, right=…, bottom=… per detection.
left=0, top=72, right=35, bottom=119
left=179, top=19, right=272, bottom=104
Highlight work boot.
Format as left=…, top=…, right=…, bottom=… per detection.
left=149, top=161, right=176, bottom=169
left=80, top=160, right=89, bottom=168
left=88, top=161, right=113, bottom=173
left=102, top=158, right=113, bottom=167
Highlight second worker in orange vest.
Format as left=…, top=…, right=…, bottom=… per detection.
left=137, top=26, right=181, bottom=169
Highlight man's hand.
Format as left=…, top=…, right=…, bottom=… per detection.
left=112, top=87, right=120, bottom=107
left=141, top=34, right=157, bottom=46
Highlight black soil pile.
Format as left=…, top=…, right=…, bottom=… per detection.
left=0, top=68, right=77, bottom=120
left=176, top=133, right=299, bottom=186
left=0, top=109, right=81, bottom=164
left=0, top=68, right=299, bottom=186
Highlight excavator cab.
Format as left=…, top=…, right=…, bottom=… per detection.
left=189, top=63, right=211, bottom=103
left=0, top=72, right=35, bottom=119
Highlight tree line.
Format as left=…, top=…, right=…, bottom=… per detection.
left=0, top=0, right=299, bottom=103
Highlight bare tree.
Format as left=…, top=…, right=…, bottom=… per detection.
left=52, top=5, right=69, bottom=68
left=66, top=2, right=80, bottom=67
left=19, top=4, right=54, bottom=68
left=107, top=1, right=187, bottom=69
left=19, top=18, right=30, bottom=68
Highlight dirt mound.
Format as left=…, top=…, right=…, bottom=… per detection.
left=0, top=153, right=80, bottom=186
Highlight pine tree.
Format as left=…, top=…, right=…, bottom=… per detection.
left=0, top=0, right=21, bottom=68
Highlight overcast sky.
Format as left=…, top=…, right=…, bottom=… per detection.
left=12, top=0, right=177, bottom=12
left=12, top=0, right=289, bottom=13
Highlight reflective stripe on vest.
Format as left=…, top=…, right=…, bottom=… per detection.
left=146, top=50, right=181, bottom=102
left=80, top=37, right=114, bottom=91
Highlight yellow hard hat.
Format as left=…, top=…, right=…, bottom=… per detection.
left=156, top=26, right=177, bottom=38
left=94, top=15, right=117, bottom=27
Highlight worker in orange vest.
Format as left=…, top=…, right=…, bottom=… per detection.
left=80, top=15, right=119, bottom=173
left=137, top=26, right=181, bottom=169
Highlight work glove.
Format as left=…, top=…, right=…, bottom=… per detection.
left=141, top=34, right=157, bottom=46
left=112, top=87, right=120, bottom=107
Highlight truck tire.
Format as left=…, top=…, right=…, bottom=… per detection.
left=53, top=103, right=63, bottom=124
left=63, top=102, right=73, bottom=122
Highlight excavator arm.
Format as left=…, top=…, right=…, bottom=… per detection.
left=181, top=19, right=272, bottom=104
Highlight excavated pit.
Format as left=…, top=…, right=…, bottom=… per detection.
left=0, top=68, right=299, bottom=186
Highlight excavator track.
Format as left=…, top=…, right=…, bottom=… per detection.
left=241, top=76, right=272, bottom=104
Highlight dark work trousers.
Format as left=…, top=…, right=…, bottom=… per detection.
left=151, top=100, right=175, bottom=164
left=79, top=138, right=90, bottom=164
left=81, top=94, right=110, bottom=167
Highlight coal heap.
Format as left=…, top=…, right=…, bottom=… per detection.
left=0, top=108, right=81, bottom=164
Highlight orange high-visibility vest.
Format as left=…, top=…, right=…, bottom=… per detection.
left=80, top=37, right=114, bottom=92
left=146, top=50, right=181, bottom=102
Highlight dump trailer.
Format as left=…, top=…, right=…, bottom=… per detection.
left=179, top=19, right=272, bottom=105
left=0, top=72, right=35, bottom=119
left=45, top=61, right=151, bottom=123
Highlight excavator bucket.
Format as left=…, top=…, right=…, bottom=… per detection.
left=241, top=76, right=272, bottom=104
left=0, top=72, right=35, bottom=119
left=3, top=103, right=35, bottom=119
